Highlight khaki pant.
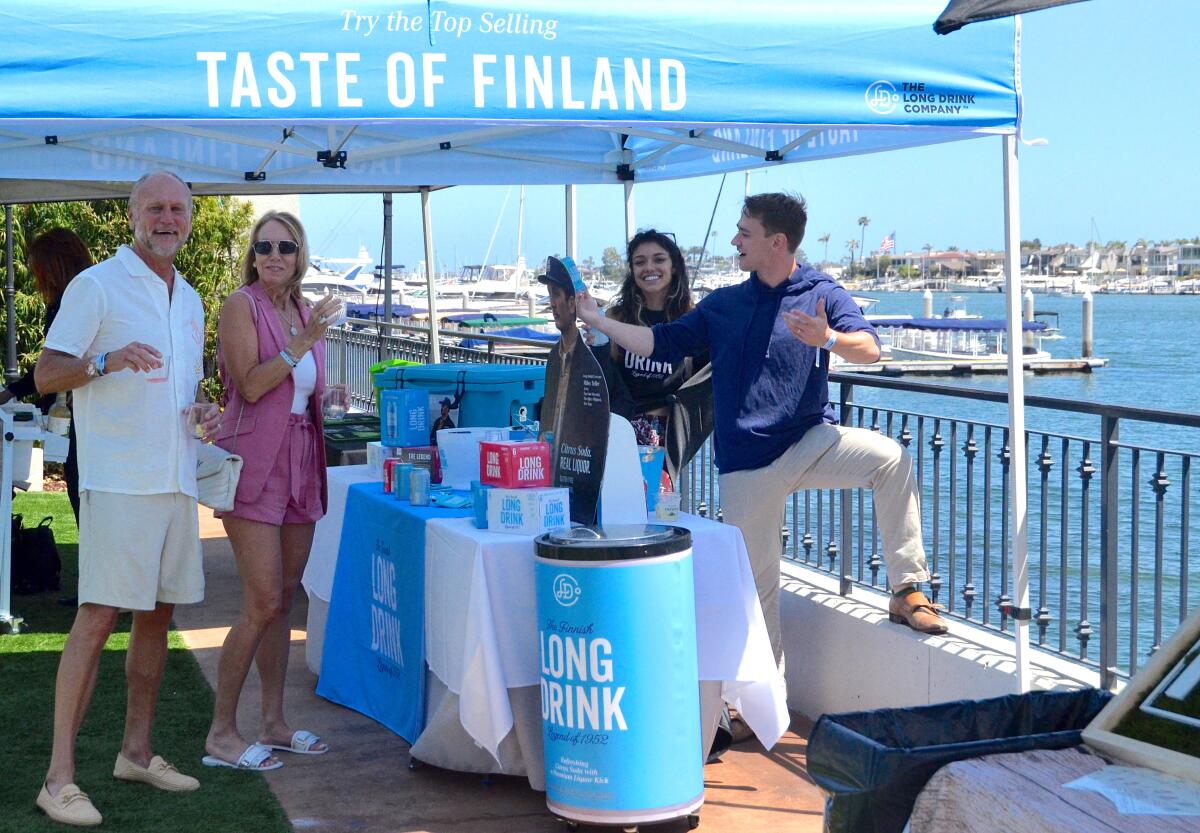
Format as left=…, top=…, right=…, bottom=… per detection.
left=719, top=424, right=930, bottom=662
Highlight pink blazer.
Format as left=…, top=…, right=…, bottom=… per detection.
left=214, top=282, right=328, bottom=511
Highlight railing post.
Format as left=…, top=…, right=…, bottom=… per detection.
left=1099, top=414, right=1120, bottom=690
left=839, top=380, right=854, bottom=595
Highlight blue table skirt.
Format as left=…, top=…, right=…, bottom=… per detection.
left=315, top=482, right=471, bottom=741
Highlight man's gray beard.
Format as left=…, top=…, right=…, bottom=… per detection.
left=137, top=230, right=186, bottom=260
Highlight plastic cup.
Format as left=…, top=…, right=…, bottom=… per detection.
left=638, top=445, right=666, bottom=511
left=182, top=403, right=213, bottom=440
left=322, top=384, right=349, bottom=420
left=145, top=353, right=171, bottom=383
left=322, top=293, right=349, bottom=327
left=654, top=490, right=681, bottom=521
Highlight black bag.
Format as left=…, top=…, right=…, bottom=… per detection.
left=11, top=514, right=61, bottom=594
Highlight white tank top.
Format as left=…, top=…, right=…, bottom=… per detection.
left=291, top=351, right=316, bottom=413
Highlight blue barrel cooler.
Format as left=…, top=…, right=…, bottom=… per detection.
left=534, top=525, right=703, bottom=827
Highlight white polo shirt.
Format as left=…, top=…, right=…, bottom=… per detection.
left=45, top=245, right=205, bottom=497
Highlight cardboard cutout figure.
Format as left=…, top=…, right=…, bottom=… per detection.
left=538, top=257, right=609, bottom=525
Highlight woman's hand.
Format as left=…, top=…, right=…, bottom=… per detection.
left=290, top=295, right=340, bottom=354
left=575, top=291, right=603, bottom=327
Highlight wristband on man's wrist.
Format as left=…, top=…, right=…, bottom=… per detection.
left=96, top=352, right=108, bottom=375
left=279, top=349, right=298, bottom=368
left=822, top=331, right=838, bottom=351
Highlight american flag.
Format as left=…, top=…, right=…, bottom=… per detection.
left=879, top=232, right=895, bottom=254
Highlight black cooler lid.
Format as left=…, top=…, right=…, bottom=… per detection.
left=535, top=524, right=691, bottom=562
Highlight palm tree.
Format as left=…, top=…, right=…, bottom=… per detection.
left=846, top=239, right=858, bottom=275
left=818, top=233, right=831, bottom=266
left=857, top=216, right=870, bottom=275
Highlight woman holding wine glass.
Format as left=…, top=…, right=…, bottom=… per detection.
left=202, top=211, right=340, bottom=771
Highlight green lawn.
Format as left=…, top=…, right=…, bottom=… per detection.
left=0, top=493, right=290, bottom=833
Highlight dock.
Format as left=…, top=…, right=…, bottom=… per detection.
left=839, top=356, right=1109, bottom=376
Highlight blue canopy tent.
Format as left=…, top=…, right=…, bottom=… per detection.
left=0, top=1, right=1040, bottom=686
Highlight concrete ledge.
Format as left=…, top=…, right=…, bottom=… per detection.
left=779, top=560, right=1103, bottom=721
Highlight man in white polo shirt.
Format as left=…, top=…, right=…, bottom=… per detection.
left=33, top=171, right=217, bottom=827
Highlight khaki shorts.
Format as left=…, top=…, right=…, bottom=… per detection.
left=78, top=490, right=204, bottom=611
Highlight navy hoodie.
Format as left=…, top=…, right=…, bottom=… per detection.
left=650, top=264, right=879, bottom=473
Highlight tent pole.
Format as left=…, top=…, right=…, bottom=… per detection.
left=383, top=192, right=393, bottom=359
left=421, top=187, right=441, bottom=363
left=4, top=206, right=14, bottom=384
left=565, top=185, right=577, bottom=260
left=623, top=181, right=635, bottom=242
left=1002, top=132, right=1031, bottom=693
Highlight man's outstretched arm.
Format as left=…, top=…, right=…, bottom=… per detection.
left=575, top=291, right=656, bottom=358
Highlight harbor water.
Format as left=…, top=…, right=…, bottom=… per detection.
left=850, top=290, right=1199, bottom=447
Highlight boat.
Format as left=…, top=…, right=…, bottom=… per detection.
left=300, top=263, right=374, bottom=304
left=1034, top=310, right=1065, bottom=340
left=940, top=294, right=982, bottom=320
left=870, top=316, right=1051, bottom=363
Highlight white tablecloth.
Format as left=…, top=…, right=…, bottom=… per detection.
left=301, top=464, right=374, bottom=602
left=423, top=514, right=789, bottom=762
left=303, top=466, right=790, bottom=776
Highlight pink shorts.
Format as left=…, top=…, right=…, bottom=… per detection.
left=221, top=413, right=325, bottom=526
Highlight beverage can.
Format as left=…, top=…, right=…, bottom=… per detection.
left=394, top=463, right=414, bottom=500
left=409, top=467, right=431, bottom=506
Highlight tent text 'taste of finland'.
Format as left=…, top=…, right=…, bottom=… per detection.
left=0, top=0, right=1018, bottom=199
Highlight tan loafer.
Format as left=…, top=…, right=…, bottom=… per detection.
left=114, top=753, right=200, bottom=792
left=888, top=590, right=949, bottom=635
left=36, top=783, right=102, bottom=827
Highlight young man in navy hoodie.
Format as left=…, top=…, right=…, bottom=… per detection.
left=577, top=192, right=947, bottom=667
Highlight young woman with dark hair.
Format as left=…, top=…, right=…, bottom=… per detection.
left=603, top=229, right=708, bottom=448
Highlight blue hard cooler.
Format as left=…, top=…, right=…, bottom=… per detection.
left=375, top=362, right=544, bottom=429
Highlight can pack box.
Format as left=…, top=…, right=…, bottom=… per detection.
left=487, top=487, right=570, bottom=535
left=479, top=440, right=551, bottom=488
left=366, top=441, right=402, bottom=478
left=393, top=445, right=441, bottom=483
left=380, top=388, right=429, bottom=447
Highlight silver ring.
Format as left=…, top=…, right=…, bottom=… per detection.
left=318, top=315, right=328, bottom=324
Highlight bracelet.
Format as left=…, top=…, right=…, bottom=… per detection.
left=279, top=349, right=298, bottom=368
left=822, top=331, right=838, bottom=351
left=96, top=352, right=108, bottom=376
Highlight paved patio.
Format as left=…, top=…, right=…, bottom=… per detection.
left=176, top=508, right=827, bottom=833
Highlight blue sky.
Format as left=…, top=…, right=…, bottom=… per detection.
left=299, top=0, right=1199, bottom=269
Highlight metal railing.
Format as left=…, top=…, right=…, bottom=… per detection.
left=325, top=325, right=1200, bottom=689
left=768, top=374, right=1199, bottom=689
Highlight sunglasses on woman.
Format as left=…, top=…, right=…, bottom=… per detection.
left=252, top=240, right=299, bottom=256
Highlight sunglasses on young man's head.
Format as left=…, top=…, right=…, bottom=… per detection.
left=252, top=240, right=299, bottom=256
